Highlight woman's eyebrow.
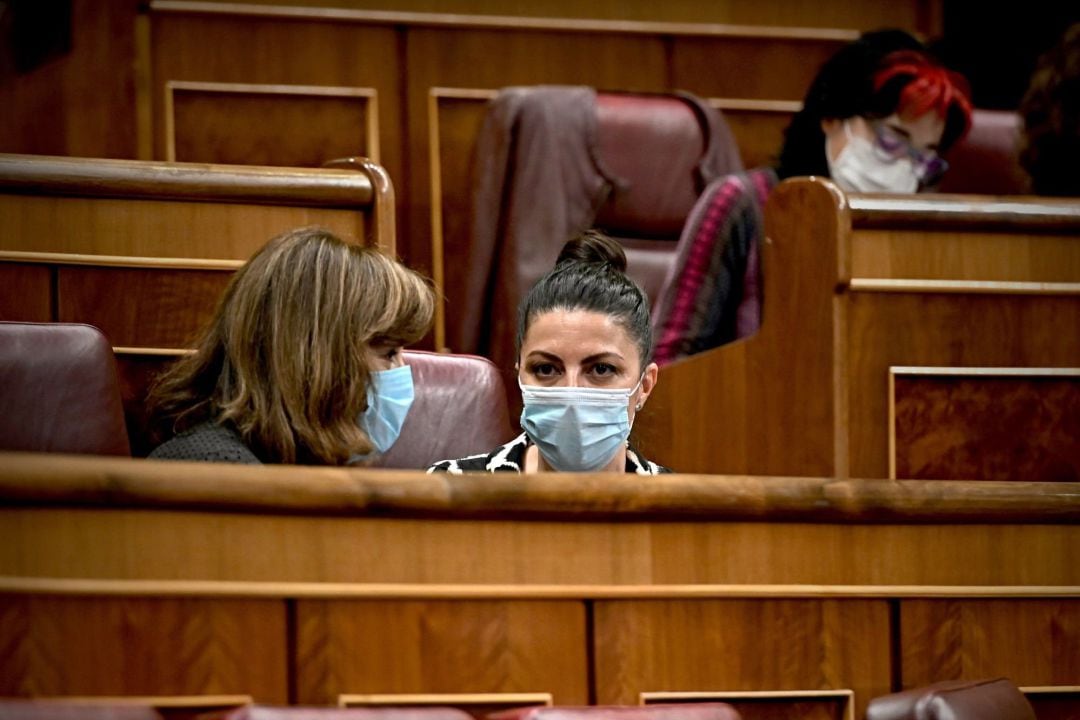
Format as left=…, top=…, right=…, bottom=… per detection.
left=581, top=352, right=625, bottom=363
left=526, top=350, right=563, bottom=362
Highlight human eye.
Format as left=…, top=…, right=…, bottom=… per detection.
left=589, top=362, right=619, bottom=378
left=529, top=362, right=559, bottom=378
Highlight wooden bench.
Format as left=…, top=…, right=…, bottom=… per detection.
left=635, top=178, right=1080, bottom=479
left=0, top=153, right=394, bottom=453
left=0, top=453, right=1077, bottom=719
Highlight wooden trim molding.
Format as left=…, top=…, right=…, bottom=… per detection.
left=707, top=98, right=802, bottom=113
left=0, top=153, right=375, bottom=208
left=148, top=2, right=860, bottom=41
left=164, top=81, right=381, bottom=164
left=1, top=452, right=1078, bottom=522
left=849, top=279, right=1080, bottom=295
left=339, top=693, right=554, bottom=708
left=641, top=689, right=855, bottom=720
left=2, top=577, right=1078, bottom=600
left=849, top=194, right=1080, bottom=231
left=42, top=695, right=253, bottom=709
left=0, top=250, right=244, bottom=270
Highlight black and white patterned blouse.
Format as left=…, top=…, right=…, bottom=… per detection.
left=427, top=432, right=671, bottom=475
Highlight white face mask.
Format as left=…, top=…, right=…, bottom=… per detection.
left=827, top=121, right=919, bottom=194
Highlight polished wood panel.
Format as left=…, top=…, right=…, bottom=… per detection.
left=167, top=82, right=379, bottom=167
left=0, top=265, right=51, bottom=321
left=595, top=599, right=888, bottom=719
left=900, top=599, right=1080, bottom=688
left=891, top=369, right=1080, bottom=482
left=0, top=0, right=139, bottom=158
left=295, top=600, right=586, bottom=704
left=638, top=179, right=1080, bottom=478
left=0, top=595, right=287, bottom=700
left=709, top=100, right=798, bottom=170
left=114, top=351, right=187, bottom=457
left=58, top=266, right=232, bottom=348
left=848, top=294, right=1080, bottom=479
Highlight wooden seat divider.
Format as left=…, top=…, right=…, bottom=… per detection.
left=0, top=153, right=395, bottom=453
left=635, top=178, right=1080, bottom=479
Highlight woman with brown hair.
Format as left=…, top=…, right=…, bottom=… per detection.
left=148, top=226, right=434, bottom=464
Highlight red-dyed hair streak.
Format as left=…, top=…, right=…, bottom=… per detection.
left=874, top=50, right=973, bottom=137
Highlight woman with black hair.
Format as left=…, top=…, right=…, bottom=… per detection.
left=428, top=231, right=670, bottom=475
left=651, top=29, right=973, bottom=365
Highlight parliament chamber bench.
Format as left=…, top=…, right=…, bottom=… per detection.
left=0, top=153, right=394, bottom=455
left=636, top=178, right=1080, bottom=480
left=0, top=454, right=1077, bottom=720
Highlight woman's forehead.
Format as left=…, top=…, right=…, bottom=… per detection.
left=523, top=309, right=636, bottom=355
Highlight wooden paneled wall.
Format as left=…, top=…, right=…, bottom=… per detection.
left=0, top=454, right=1077, bottom=719
left=636, top=180, right=1080, bottom=479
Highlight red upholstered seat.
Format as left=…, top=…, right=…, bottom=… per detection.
left=866, top=678, right=1037, bottom=720
left=0, top=700, right=162, bottom=720
left=937, top=109, right=1029, bottom=195
left=488, top=705, right=741, bottom=720
left=0, top=321, right=130, bottom=456
left=207, top=707, right=475, bottom=720
left=373, top=349, right=514, bottom=469
left=458, top=86, right=742, bottom=402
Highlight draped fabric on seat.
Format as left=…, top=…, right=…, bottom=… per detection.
left=458, top=86, right=743, bottom=398
left=0, top=321, right=130, bottom=456
left=373, top=349, right=515, bottom=469
left=866, top=678, right=1037, bottom=720
left=488, top=705, right=741, bottom=720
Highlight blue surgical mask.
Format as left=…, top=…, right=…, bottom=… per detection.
left=519, top=377, right=642, bottom=472
left=358, top=364, right=414, bottom=456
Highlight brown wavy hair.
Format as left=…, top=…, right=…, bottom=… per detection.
left=1020, top=23, right=1080, bottom=197
left=149, top=227, right=434, bottom=464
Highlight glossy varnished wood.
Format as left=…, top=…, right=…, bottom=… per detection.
left=594, top=599, right=888, bottom=719
left=0, top=594, right=287, bottom=700
left=295, top=599, right=586, bottom=704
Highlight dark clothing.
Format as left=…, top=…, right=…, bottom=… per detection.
left=148, top=421, right=261, bottom=464
left=427, top=432, right=672, bottom=475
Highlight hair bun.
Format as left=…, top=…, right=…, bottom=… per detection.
left=556, top=230, right=627, bottom=273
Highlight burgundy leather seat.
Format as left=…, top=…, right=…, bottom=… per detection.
left=0, top=321, right=130, bottom=456
left=937, top=109, right=1029, bottom=195
left=866, top=678, right=1037, bottom=720
left=373, top=349, right=514, bottom=469
left=207, top=707, right=475, bottom=720
left=0, top=700, right=162, bottom=720
left=489, top=705, right=740, bottom=720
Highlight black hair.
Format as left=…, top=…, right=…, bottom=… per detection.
left=1020, top=23, right=1080, bottom=196
left=776, top=29, right=934, bottom=179
left=516, top=230, right=653, bottom=369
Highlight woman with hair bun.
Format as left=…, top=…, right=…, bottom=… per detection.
left=429, top=230, right=670, bottom=474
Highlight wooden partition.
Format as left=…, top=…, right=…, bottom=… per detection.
left=0, top=454, right=1077, bottom=718
left=142, top=2, right=865, bottom=292
left=0, top=153, right=393, bottom=453
left=636, top=180, right=1080, bottom=479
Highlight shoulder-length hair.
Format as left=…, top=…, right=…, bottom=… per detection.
left=149, top=226, right=434, bottom=464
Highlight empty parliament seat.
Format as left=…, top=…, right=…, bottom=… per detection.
left=488, top=706, right=741, bottom=720
left=458, top=86, right=742, bottom=390
left=866, top=678, right=1037, bottom=720
left=937, top=109, right=1028, bottom=195
left=374, top=350, right=514, bottom=469
left=207, top=707, right=474, bottom=720
left=0, top=321, right=130, bottom=456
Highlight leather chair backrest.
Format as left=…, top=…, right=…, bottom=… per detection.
left=212, top=707, right=475, bottom=720
left=938, top=110, right=1029, bottom=195
left=0, top=321, right=130, bottom=456
left=489, top=704, right=741, bottom=720
left=866, top=678, right=1037, bottom=720
left=462, top=86, right=742, bottom=403
left=0, top=700, right=162, bottom=720
left=374, top=349, right=515, bottom=469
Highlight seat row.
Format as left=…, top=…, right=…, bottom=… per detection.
left=0, top=679, right=1039, bottom=720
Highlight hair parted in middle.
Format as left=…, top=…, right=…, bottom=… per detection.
left=149, top=226, right=434, bottom=464
left=516, top=230, right=653, bottom=369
